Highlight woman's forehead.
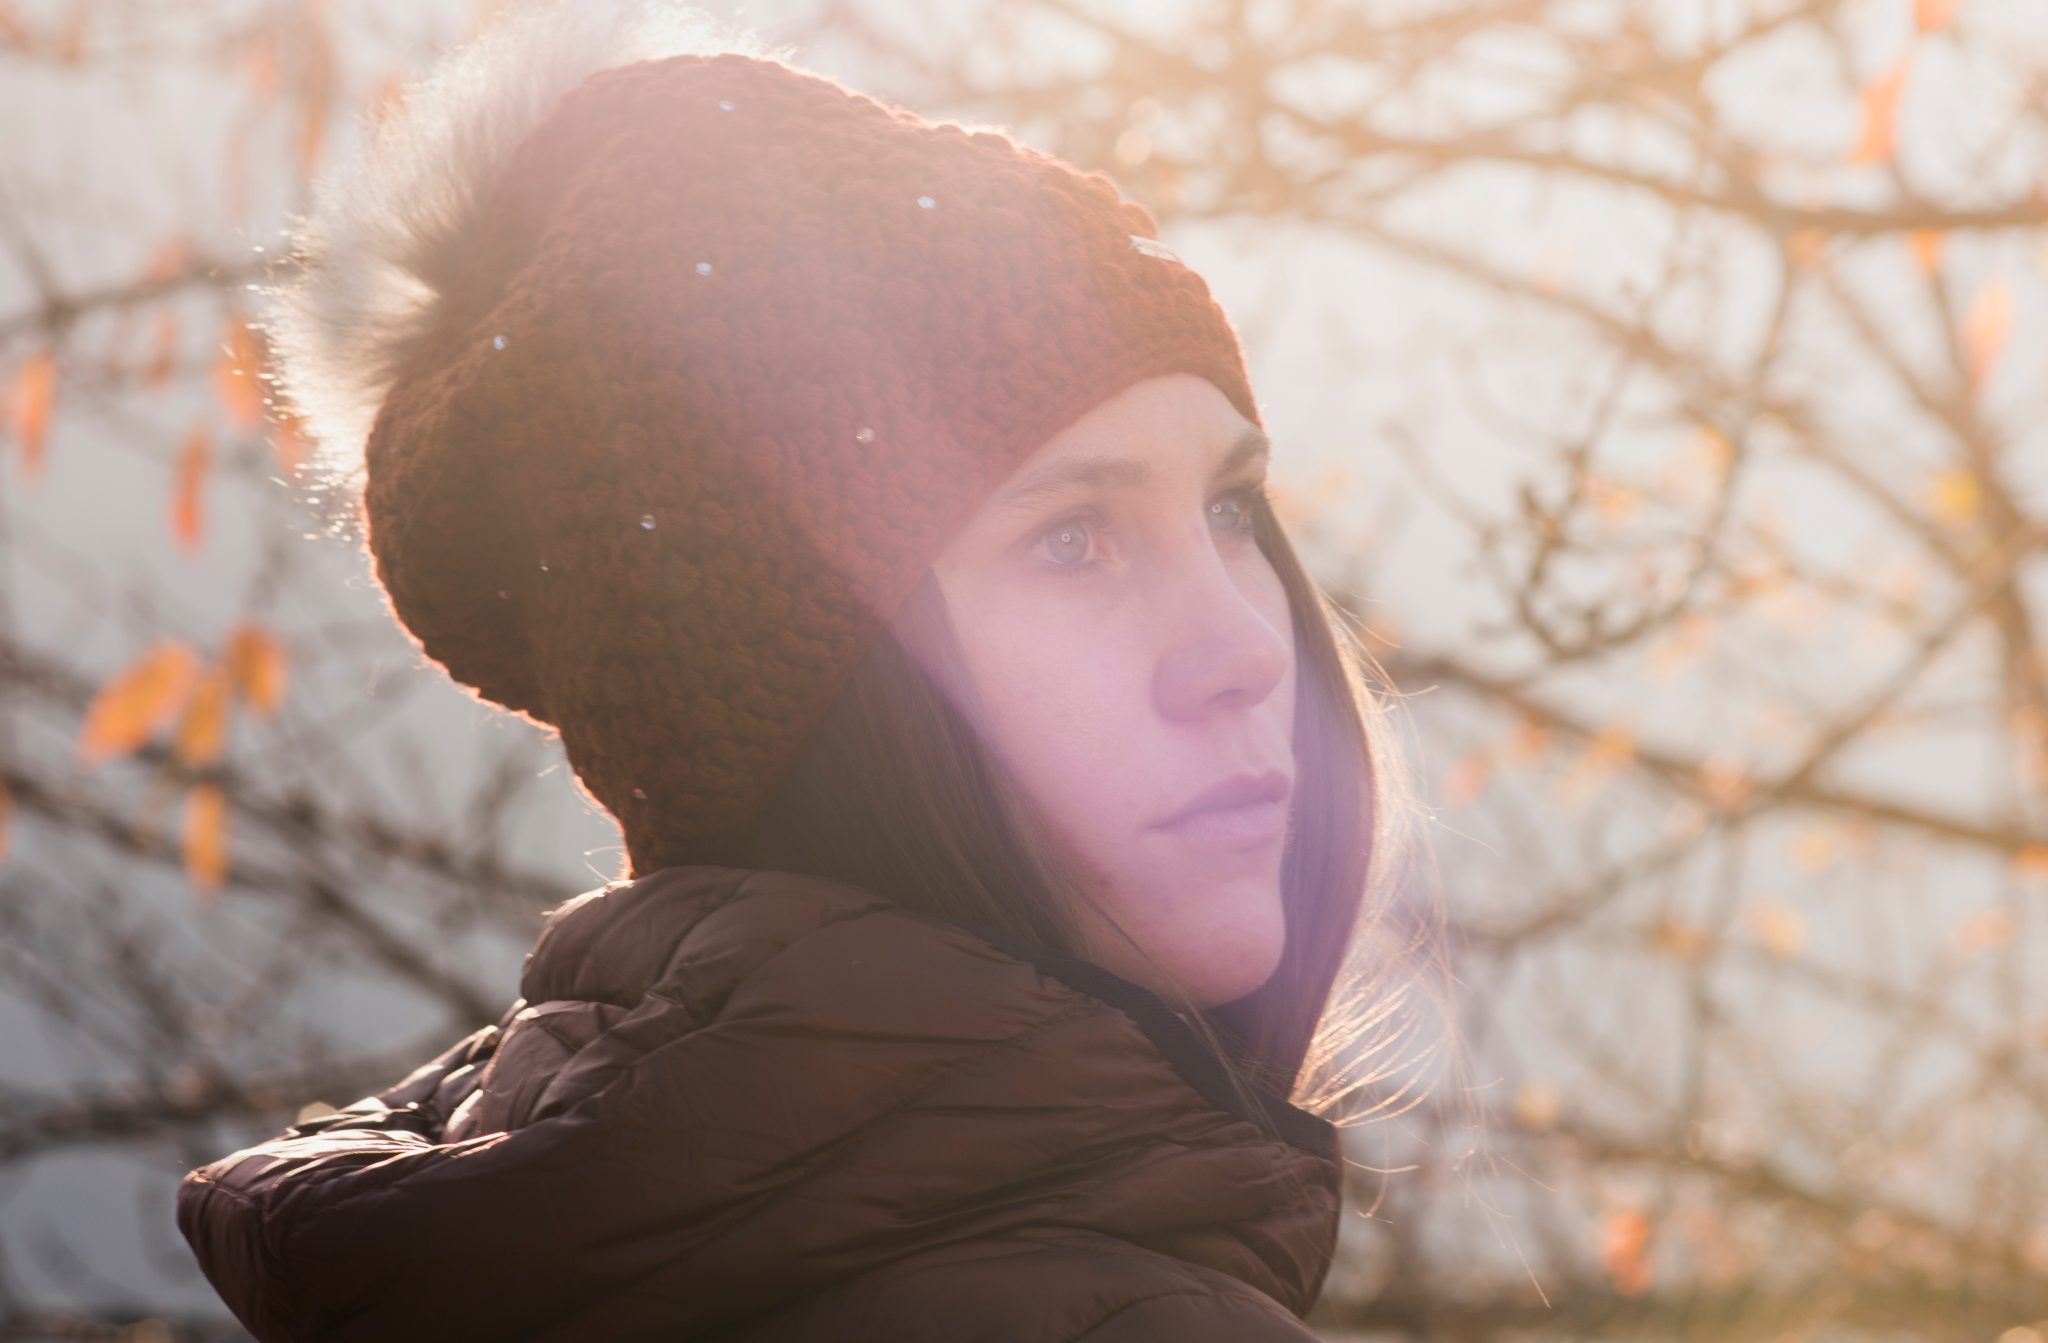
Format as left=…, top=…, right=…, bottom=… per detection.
left=1036, top=373, right=1250, bottom=453
left=1001, top=376, right=1264, bottom=491
left=987, top=424, right=1271, bottom=524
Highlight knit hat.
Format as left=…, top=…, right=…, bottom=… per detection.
left=313, top=30, right=1264, bottom=878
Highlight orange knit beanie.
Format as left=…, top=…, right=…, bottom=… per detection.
left=356, top=49, right=1263, bottom=877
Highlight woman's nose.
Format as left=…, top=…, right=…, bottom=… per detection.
left=1151, top=545, right=1292, bottom=721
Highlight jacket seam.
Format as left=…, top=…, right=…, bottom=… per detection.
left=698, top=990, right=1096, bottom=1210
left=519, top=870, right=754, bottom=1007
left=638, top=885, right=894, bottom=1021
left=1065, top=1289, right=1216, bottom=1342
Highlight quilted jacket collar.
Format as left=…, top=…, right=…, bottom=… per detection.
left=524, top=864, right=1340, bottom=1158
left=510, top=865, right=1342, bottom=1305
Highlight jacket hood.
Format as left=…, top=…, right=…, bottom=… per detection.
left=178, top=865, right=1342, bottom=1340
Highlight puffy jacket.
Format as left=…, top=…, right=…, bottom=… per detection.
left=177, top=864, right=1343, bottom=1341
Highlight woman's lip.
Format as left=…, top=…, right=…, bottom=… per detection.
left=1149, top=796, right=1287, bottom=850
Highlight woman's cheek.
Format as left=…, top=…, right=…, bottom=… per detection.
left=978, top=598, right=1134, bottom=755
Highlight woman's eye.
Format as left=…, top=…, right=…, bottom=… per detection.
left=1031, top=482, right=1265, bottom=578
left=1209, top=484, right=1262, bottom=535
left=1042, top=517, right=1095, bottom=568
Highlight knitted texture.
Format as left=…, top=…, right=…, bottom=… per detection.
left=361, top=50, right=1263, bottom=878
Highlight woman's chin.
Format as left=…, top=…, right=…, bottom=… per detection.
left=1184, top=942, right=1284, bottom=1007
left=1071, top=859, right=1287, bottom=1006
left=1168, top=906, right=1287, bottom=1007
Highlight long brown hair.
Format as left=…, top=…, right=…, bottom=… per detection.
left=733, top=483, right=1445, bottom=1139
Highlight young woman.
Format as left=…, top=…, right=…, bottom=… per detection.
left=177, top=4, right=1434, bottom=1339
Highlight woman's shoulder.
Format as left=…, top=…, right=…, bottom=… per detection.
left=176, top=865, right=1339, bottom=1341
left=724, top=1227, right=1326, bottom=1343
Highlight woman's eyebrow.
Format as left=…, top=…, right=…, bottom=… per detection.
left=990, top=426, right=1272, bottom=520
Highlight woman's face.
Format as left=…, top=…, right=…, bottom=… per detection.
left=915, top=373, right=1297, bottom=1008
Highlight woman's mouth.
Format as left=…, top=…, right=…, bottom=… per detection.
left=1149, top=796, right=1287, bottom=850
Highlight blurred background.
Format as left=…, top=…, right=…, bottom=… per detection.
left=3, top=0, right=2046, bottom=1338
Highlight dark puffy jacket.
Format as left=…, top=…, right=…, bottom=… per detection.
left=177, top=865, right=1343, bottom=1340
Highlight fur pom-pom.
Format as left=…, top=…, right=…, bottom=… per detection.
left=263, top=0, right=795, bottom=527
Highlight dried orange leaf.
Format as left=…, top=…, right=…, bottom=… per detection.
left=1652, top=916, right=1711, bottom=962
left=1586, top=473, right=1639, bottom=522
left=1649, top=613, right=1712, bottom=679
left=53, top=9, right=83, bottom=63
left=1695, top=753, right=1753, bottom=813
left=172, top=423, right=209, bottom=549
left=1508, top=719, right=1551, bottom=763
left=1907, top=228, right=1943, bottom=274
left=1927, top=466, right=1981, bottom=525
left=1961, top=279, right=2013, bottom=389
left=1513, top=1080, right=1560, bottom=1130
left=1787, top=227, right=1831, bottom=269
left=1914, top=0, right=1957, bottom=32
left=1534, top=239, right=1575, bottom=295
left=1749, top=904, right=1806, bottom=958
left=1442, top=748, right=1493, bottom=806
left=1691, top=424, right=1734, bottom=476
left=13, top=349, right=56, bottom=479
left=77, top=641, right=200, bottom=764
left=225, top=623, right=288, bottom=715
left=184, top=782, right=229, bottom=901
left=1790, top=825, right=1840, bottom=872
left=1311, top=464, right=1350, bottom=500
left=174, top=663, right=233, bottom=767
left=142, top=235, right=192, bottom=286
left=1848, top=55, right=1911, bottom=165
left=1601, top=1209, right=1655, bottom=1295
left=1561, top=723, right=1638, bottom=804
left=242, top=24, right=280, bottom=101
left=1586, top=723, right=1637, bottom=771
left=1954, top=908, right=2014, bottom=953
